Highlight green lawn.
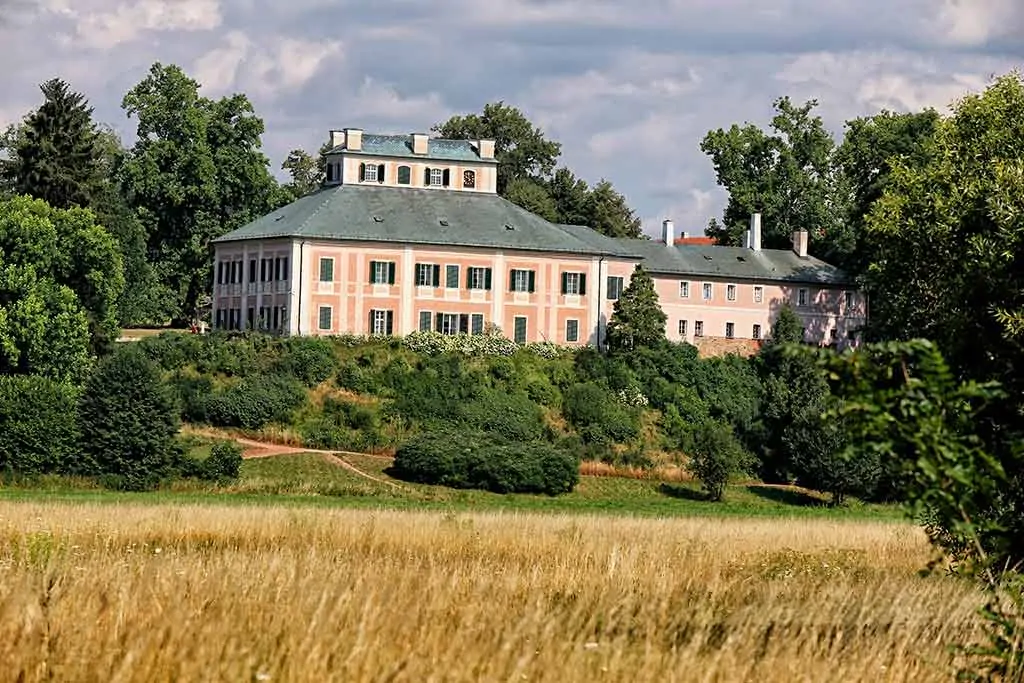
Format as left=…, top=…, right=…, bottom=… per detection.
left=0, top=450, right=906, bottom=522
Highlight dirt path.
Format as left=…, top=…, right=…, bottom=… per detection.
left=183, top=427, right=404, bottom=490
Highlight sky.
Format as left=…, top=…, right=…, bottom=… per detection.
left=1, top=0, right=1022, bottom=237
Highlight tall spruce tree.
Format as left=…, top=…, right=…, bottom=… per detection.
left=2, top=79, right=104, bottom=209
left=606, top=265, right=666, bottom=351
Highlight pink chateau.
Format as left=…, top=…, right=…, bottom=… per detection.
left=211, top=128, right=865, bottom=352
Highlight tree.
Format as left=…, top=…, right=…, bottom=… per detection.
left=0, top=373, right=81, bottom=475
left=433, top=101, right=561, bottom=193
left=435, top=104, right=642, bottom=238
left=833, top=109, right=940, bottom=273
left=280, top=142, right=332, bottom=199
left=78, top=345, right=181, bottom=490
left=0, top=195, right=123, bottom=380
left=688, top=420, right=752, bottom=501
left=701, top=97, right=839, bottom=251
left=0, top=78, right=104, bottom=210
left=120, top=63, right=283, bottom=325
left=767, top=303, right=803, bottom=345
left=606, top=265, right=667, bottom=351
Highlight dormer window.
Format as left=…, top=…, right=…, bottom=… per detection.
left=463, top=170, right=476, bottom=188
left=429, top=168, right=444, bottom=186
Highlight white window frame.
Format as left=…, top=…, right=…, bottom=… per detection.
left=511, top=269, right=532, bottom=293
left=418, top=310, right=432, bottom=332
left=678, top=320, right=687, bottom=336
left=753, top=324, right=762, bottom=340
left=702, top=283, right=713, bottom=300
left=753, top=286, right=764, bottom=304
left=798, top=288, right=808, bottom=307
left=371, top=261, right=390, bottom=284
left=363, top=164, right=378, bottom=182
left=415, top=263, right=436, bottom=287
left=564, top=272, right=582, bottom=295
left=319, top=257, right=334, bottom=282
left=468, top=267, right=488, bottom=290
left=725, top=322, right=735, bottom=339
left=370, top=309, right=389, bottom=336
left=513, top=316, right=528, bottom=344
left=844, top=291, right=854, bottom=310
left=607, top=276, right=624, bottom=300
left=429, top=168, right=444, bottom=186
left=440, top=312, right=460, bottom=335
left=694, top=320, right=704, bottom=337
left=679, top=281, right=690, bottom=298
left=566, top=319, right=579, bottom=343
left=318, top=306, right=332, bottom=331
left=726, top=284, right=737, bottom=301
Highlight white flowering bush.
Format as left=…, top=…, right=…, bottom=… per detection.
left=401, top=331, right=518, bottom=357
left=617, top=386, right=649, bottom=407
left=522, top=341, right=564, bottom=359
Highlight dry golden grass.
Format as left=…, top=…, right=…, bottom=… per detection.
left=579, top=460, right=692, bottom=482
left=0, top=502, right=984, bottom=682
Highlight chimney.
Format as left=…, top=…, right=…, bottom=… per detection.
left=477, top=139, right=495, bottom=159
left=750, top=213, right=762, bottom=251
left=792, top=229, right=809, bottom=258
left=344, top=127, right=363, bottom=151
left=662, top=219, right=674, bottom=246
left=680, top=230, right=689, bottom=240
left=329, top=129, right=345, bottom=148
left=411, top=133, right=428, bottom=155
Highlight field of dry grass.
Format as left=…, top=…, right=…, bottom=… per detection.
left=0, top=501, right=983, bottom=682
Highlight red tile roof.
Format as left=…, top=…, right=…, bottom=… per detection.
left=674, top=236, right=718, bottom=246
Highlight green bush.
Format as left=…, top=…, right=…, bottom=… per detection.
left=78, top=346, right=181, bottom=490
left=274, top=337, right=338, bottom=387
left=563, top=382, right=639, bottom=443
left=202, top=441, right=243, bottom=482
left=687, top=420, right=753, bottom=502
left=167, top=372, right=216, bottom=422
left=457, top=389, right=546, bottom=442
left=0, top=375, right=80, bottom=474
left=391, top=430, right=578, bottom=495
left=205, top=374, right=307, bottom=429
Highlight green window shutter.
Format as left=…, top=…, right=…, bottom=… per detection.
left=560, top=272, right=568, bottom=294
left=435, top=312, right=443, bottom=332
left=508, top=269, right=515, bottom=292
left=432, top=264, right=441, bottom=287
left=377, top=164, right=385, bottom=183
left=386, top=311, right=394, bottom=335
left=442, top=169, right=450, bottom=186
left=359, top=162, right=366, bottom=181
left=446, top=265, right=459, bottom=289
left=528, top=270, right=536, bottom=293
left=388, top=262, right=396, bottom=285
left=424, top=167, right=431, bottom=185
left=419, top=311, right=431, bottom=331
left=466, top=267, right=473, bottom=289
left=471, top=314, right=484, bottom=335
left=459, top=315, right=469, bottom=334
left=368, top=260, right=376, bottom=283
left=368, top=310, right=375, bottom=334
left=484, top=268, right=492, bottom=290
left=579, top=273, right=587, bottom=296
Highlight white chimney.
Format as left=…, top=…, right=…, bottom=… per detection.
left=680, top=230, right=689, bottom=240
left=750, top=213, right=762, bottom=251
left=329, top=129, right=345, bottom=148
left=792, top=229, right=809, bottom=258
left=477, top=139, right=495, bottom=159
left=662, top=219, right=674, bottom=246
left=411, top=133, right=428, bottom=155
left=344, top=127, right=363, bottom=151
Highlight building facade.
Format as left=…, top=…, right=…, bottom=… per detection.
left=211, top=127, right=866, bottom=351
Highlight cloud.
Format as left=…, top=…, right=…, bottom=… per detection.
left=2, top=0, right=1024, bottom=241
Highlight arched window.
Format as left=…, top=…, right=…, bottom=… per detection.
left=397, top=165, right=411, bottom=184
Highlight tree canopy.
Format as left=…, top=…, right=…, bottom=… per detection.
left=606, top=265, right=667, bottom=351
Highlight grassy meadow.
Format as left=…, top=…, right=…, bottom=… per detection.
left=0, top=500, right=984, bottom=682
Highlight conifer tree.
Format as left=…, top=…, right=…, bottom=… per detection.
left=606, top=265, right=667, bottom=351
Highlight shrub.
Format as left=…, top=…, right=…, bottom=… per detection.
left=205, top=374, right=307, bottom=429
left=563, top=382, right=639, bottom=444
left=167, top=372, right=216, bottom=423
left=688, top=420, right=753, bottom=502
left=201, top=441, right=243, bottom=482
left=274, top=337, right=338, bottom=387
left=78, top=346, right=181, bottom=490
left=0, top=375, right=80, bottom=474
left=457, top=389, right=546, bottom=442
left=391, top=430, right=578, bottom=495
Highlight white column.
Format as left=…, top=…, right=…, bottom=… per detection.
left=492, top=251, right=505, bottom=330
left=401, top=245, right=415, bottom=334
left=240, top=244, right=249, bottom=329
left=354, top=252, right=364, bottom=335
left=591, top=257, right=603, bottom=347
left=287, top=240, right=301, bottom=335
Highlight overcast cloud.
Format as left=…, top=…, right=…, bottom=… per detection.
left=1, top=0, right=1022, bottom=234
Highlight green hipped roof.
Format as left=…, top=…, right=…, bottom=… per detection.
left=214, top=185, right=851, bottom=285
left=615, top=238, right=852, bottom=285
left=325, top=134, right=495, bottom=163
left=214, top=185, right=627, bottom=256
